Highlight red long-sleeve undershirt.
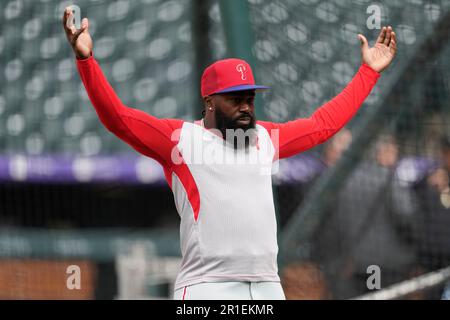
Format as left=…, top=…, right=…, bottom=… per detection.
left=76, top=56, right=380, bottom=164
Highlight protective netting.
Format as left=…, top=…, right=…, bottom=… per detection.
left=239, top=0, right=450, bottom=299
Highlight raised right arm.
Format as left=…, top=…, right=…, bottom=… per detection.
left=63, top=7, right=183, bottom=167
left=77, top=57, right=183, bottom=166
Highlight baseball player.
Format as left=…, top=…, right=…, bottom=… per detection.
left=63, top=8, right=397, bottom=300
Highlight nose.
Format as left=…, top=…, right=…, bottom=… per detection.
left=239, top=102, right=251, bottom=113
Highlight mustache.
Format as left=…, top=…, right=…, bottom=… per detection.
left=236, top=113, right=254, bottom=120
left=214, top=109, right=256, bottom=131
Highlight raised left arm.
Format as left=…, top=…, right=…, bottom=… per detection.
left=258, top=27, right=397, bottom=160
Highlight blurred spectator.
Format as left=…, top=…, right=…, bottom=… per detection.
left=322, top=128, right=353, bottom=168
left=312, top=134, right=417, bottom=299
left=277, top=128, right=352, bottom=228
left=412, top=136, right=450, bottom=273
left=277, top=130, right=354, bottom=300
left=281, top=262, right=331, bottom=300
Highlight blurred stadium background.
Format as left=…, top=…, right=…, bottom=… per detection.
left=0, top=0, right=449, bottom=299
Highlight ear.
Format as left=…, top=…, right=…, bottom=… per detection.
left=204, top=96, right=217, bottom=112
left=204, top=96, right=212, bottom=107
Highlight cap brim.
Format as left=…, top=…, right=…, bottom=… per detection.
left=215, top=85, right=270, bottom=95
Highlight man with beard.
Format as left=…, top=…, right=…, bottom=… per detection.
left=63, top=7, right=397, bottom=299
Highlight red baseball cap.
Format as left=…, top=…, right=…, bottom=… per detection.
left=201, top=58, right=270, bottom=97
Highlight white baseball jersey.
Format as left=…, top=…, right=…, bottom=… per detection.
left=172, top=121, right=279, bottom=289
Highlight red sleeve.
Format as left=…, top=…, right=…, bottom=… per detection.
left=76, top=56, right=183, bottom=168
left=258, top=64, right=380, bottom=160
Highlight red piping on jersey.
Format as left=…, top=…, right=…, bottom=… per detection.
left=172, top=156, right=201, bottom=222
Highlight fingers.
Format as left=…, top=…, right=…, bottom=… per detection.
left=63, top=7, right=69, bottom=26
left=62, top=7, right=70, bottom=33
left=63, top=7, right=76, bottom=37
left=81, top=18, right=89, bottom=31
left=63, top=7, right=73, bottom=28
left=376, top=26, right=395, bottom=47
left=383, top=26, right=393, bottom=46
left=376, top=26, right=387, bottom=44
left=389, top=31, right=397, bottom=55
left=358, top=34, right=369, bottom=51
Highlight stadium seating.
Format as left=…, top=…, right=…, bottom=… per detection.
left=1, top=0, right=449, bottom=158
left=0, top=0, right=195, bottom=156
left=243, top=0, right=448, bottom=122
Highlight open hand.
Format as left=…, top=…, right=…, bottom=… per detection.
left=62, top=7, right=92, bottom=59
left=358, top=26, right=397, bottom=73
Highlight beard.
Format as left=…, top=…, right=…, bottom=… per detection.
left=214, top=108, right=257, bottom=150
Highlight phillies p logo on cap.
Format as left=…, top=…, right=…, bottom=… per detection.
left=201, top=58, right=269, bottom=97
left=236, top=64, right=247, bottom=81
